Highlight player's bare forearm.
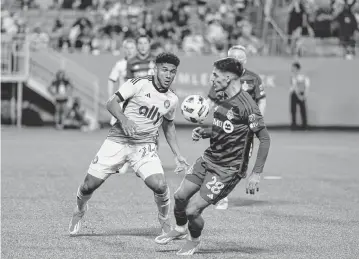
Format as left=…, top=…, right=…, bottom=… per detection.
left=257, top=98, right=267, bottom=116
left=162, top=119, right=182, bottom=157
left=252, top=127, right=270, bottom=174
left=106, top=94, right=127, bottom=123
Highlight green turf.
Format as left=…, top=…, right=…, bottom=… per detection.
left=1, top=128, right=359, bottom=259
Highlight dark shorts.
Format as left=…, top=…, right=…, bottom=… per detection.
left=185, top=157, right=242, bottom=205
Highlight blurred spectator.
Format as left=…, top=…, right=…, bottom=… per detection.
left=64, top=97, right=90, bottom=130
left=173, top=6, right=191, bottom=40
left=123, top=15, right=143, bottom=39
left=1, top=0, right=270, bottom=56
left=182, top=27, right=205, bottom=54
left=312, top=3, right=335, bottom=38
left=236, top=20, right=266, bottom=55
left=29, top=26, right=50, bottom=51
left=156, top=21, right=177, bottom=42
left=48, top=70, right=74, bottom=129
left=206, top=20, right=228, bottom=55
left=69, top=17, right=93, bottom=51
left=287, top=0, right=314, bottom=56
left=141, top=10, right=155, bottom=38
left=1, top=11, right=19, bottom=35
left=335, top=0, right=358, bottom=59
left=290, top=62, right=310, bottom=130
left=60, top=0, right=75, bottom=9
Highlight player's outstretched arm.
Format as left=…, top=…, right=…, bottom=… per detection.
left=162, top=119, right=189, bottom=173
left=246, top=127, right=270, bottom=195
left=192, top=127, right=212, bottom=141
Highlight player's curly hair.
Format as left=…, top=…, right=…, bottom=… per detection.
left=155, top=52, right=180, bottom=67
left=213, top=57, right=244, bottom=77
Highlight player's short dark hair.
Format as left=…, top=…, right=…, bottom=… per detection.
left=135, top=34, right=151, bottom=44
left=155, top=52, right=180, bottom=67
left=292, top=62, right=301, bottom=70
left=213, top=57, right=244, bottom=77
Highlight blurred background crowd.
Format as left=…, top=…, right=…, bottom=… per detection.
left=2, top=0, right=358, bottom=57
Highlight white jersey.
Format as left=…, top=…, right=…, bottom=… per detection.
left=109, top=59, right=127, bottom=91
left=107, top=76, right=178, bottom=144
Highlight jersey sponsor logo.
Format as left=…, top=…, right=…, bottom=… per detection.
left=250, top=122, right=258, bottom=129
left=213, top=118, right=234, bottom=133
left=249, top=114, right=256, bottom=122
left=164, top=100, right=170, bottom=108
left=226, top=108, right=234, bottom=121
left=213, top=118, right=223, bottom=127
left=139, top=105, right=162, bottom=124
left=223, top=120, right=234, bottom=133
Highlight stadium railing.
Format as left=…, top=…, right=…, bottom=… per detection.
left=1, top=36, right=30, bottom=127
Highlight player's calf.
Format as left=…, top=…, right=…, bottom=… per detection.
left=145, top=174, right=171, bottom=232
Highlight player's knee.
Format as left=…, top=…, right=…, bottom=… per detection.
left=152, top=179, right=167, bottom=194
left=81, top=174, right=103, bottom=195
left=185, top=205, right=201, bottom=219
left=174, top=189, right=187, bottom=203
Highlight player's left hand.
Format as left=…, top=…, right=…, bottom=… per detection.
left=174, top=155, right=189, bottom=174
left=192, top=127, right=205, bottom=141
left=246, top=172, right=261, bottom=195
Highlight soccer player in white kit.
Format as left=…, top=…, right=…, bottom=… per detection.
left=69, top=53, right=189, bottom=238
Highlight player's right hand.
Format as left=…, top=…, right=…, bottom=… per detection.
left=246, top=172, right=261, bottom=195
left=192, top=127, right=204, bottom=141
left=120, top=118, right=137, bottom=136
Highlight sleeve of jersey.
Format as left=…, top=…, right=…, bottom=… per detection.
left=108, top=62, right=120, bottom=82
left=248, top=107, right=265, bottom=133
left=115, top=79, right=141, bottom=102
left=164, top=97, right=178, bottom=121
left=254, top=75, right=266, bottom=101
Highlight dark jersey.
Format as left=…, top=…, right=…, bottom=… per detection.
left=203, top=90, right=265, bottom=174
left=208, top=69, right=265, bottom=104
left=126, top=54, right=156, bottom=79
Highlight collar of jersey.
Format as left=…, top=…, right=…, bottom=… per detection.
left=152, top=76, right=168, bottom=93
left=217, top=87, right=242, bottom=104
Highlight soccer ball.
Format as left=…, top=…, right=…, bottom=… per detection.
left=181, top=95, right=210, bottom=123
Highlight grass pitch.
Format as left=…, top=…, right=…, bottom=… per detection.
left=1, top=127, right=359, bottom=259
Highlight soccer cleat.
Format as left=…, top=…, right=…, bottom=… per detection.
left=215, top=197, right=229, bottom=210
left=155, top=228, right=187, bottom=245
left=176, top=239, right=200, bottom=255
left=69, top=203, right=88, bottom=236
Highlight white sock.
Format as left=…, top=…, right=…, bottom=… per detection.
left=175, top=224, right=187, bottom=233
left=189, top=235, right=200, bottom=242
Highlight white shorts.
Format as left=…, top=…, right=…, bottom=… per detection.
left=88, top=139, right=164, bottom=180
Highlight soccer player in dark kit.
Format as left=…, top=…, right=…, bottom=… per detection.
left=155, top=58, right=271, bottom=255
